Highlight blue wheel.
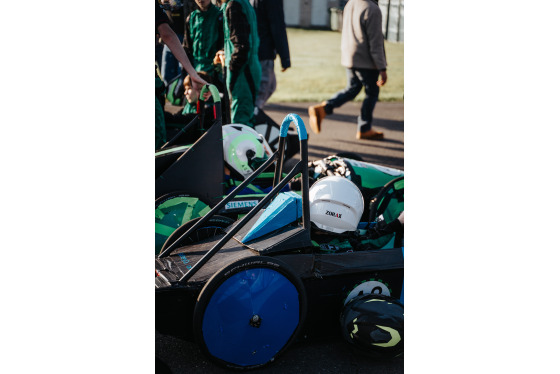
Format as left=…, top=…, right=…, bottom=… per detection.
left=193, top=256, right=307, bottom=370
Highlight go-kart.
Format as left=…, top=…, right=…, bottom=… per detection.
left=155, top=113, right=404, bottom=370
left=155, top=86, right=403, bottom=255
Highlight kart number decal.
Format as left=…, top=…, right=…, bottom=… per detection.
left=225, top=200, right=259, bottom=210
left=344, top=279, right=391, bottom=305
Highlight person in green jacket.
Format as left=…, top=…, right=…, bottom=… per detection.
left=217, top=0, right=261, bottom=127
left=183, top=0, right=224, bottom=86
left=156, top=0, right=208, bottom=149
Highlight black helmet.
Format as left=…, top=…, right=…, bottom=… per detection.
left=339, top=294, right=404, bottom=359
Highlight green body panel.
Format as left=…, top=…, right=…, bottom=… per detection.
left=343, top=158, right=404, bottom=190
left=379, top=189, right=404, bottom=224
left=318, top=235, right=394, bottom=253
left=155, top=196, right=210, bottom=254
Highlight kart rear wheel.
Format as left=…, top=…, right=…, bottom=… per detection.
left=193, top=256, right=307, bottom=370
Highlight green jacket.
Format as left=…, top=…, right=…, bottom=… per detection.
left=184, top=4, right=223, bottom=74
left=221, top=0, right=260, bottom=74
left=221, top=0, right=261, bottom=125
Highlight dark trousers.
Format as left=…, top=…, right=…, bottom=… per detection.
left=325, top=68, right=380, bottom=133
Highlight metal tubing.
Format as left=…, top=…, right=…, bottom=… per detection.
left=300, top=139, right=310, bottom=230
left=273, top=137, right=287, bottom=187
left=158, top=150, right=280, bottom=258
left=178, top=162, right=303, bottom=283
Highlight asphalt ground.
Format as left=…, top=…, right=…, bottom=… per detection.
left=166, top=101, right=404, bottom=169
left=157, top=101, right=404, bottom=373
left=264, top=102, right=404, bottom=170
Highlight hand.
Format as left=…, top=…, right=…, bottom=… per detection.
left=185, top=84, right=211, bottom=102
left=281, top=67, right=289, bottom=72
left=377, top=71, right=387, bottom=86
left=213, top=52, right=220, bottom=66
left=189, top=73, right=208, bottom=97
left=201, top=89, right=212, bottom=101
left=213, top=50, right=225, bottom=67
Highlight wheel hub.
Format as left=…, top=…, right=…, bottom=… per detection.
left=249, top=314, right=262, bottom=328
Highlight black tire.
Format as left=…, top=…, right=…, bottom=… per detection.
left=159, top=215, right=234, bottom=255
left=193, top=256, right=307, bottom=370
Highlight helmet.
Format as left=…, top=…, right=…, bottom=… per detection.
left=222, top=125, right=273, bottom=179
left=309, top=176, right=364, bottom=233
left=340, top=294, right=404, bottom=360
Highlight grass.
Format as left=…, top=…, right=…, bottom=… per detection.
left=268, top=28, right=403, bottom=103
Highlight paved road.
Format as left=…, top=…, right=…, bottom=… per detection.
left=156, top=330, right=403, bottom=374
left=166, top=101, right=404, bottom=169
left=264, top=101, right=404, bottom=170
left=157, top=101, right=404, bottom=373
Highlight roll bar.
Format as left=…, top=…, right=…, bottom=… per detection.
left=158, top=113, right=310, bottom=285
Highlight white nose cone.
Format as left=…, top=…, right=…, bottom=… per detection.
left=308, top=176, right=364, bottom=233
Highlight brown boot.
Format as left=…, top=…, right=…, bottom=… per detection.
left=356, top=129, right=384, bottom=140
left=308, top=102, right=327, bottom=134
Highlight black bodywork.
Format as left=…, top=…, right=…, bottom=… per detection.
left=155, top=112, right=404, bottom=352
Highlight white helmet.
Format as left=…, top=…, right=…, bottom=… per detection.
left=222, top=124, right=273, bottom=179
left=309, top=176, right=364, bottom=234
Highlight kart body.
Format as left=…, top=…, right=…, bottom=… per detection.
left=155, top=113, right=404, bottom=369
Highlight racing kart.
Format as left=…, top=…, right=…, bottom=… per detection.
left=155, top=113, right=404, bottom=370
left=155, top=86, right=403, bottom=255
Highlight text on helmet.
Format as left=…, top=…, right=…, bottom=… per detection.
left=325, top=210, right=342, bottom=218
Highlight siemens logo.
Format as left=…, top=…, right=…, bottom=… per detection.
left=325, top=210, right=342, bottom=218
left=225, top=200, right=258, bottom=210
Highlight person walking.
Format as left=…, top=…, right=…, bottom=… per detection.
left=308, top=0, right=387, bottom=140
left=250, top=0, right=291, bottom=110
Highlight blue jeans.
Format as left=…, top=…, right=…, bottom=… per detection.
left=255, top=59, right=276, bottom=109
left=325, top=68, right=380, bottom=132
left=161, top=34, right=184, bottom=86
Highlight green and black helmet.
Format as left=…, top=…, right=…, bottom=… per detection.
left=340, top=294, right=404, bottom=360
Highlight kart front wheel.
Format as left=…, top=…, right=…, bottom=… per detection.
left=193, top=256, right=307, bottom=370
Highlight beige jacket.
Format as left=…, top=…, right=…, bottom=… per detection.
left=340, top=0, right=387, bottom=71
